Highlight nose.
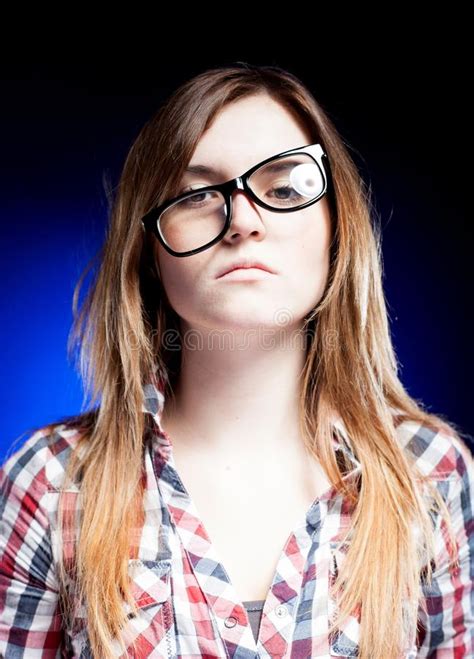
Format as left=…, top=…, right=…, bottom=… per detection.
left=222, top=189, right=267, bottom=244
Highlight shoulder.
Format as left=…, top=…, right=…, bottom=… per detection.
left=393, top=413, right=474, bottom=484
left=0, top=416, right=93, bottom=496
left=393, top=415, right=473, bottom=581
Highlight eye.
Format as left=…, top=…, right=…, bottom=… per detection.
left=268, top=183, right=300, bottom=200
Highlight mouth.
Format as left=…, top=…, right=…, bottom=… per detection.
left=217, top=263, right=275, bottom=279
left=217, top=266, right=275, bottom=281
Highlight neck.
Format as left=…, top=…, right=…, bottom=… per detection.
left=160, top=321, right=311, bottom=463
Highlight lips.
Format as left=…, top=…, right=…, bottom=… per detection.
left=217, top=262, right=275, bottom=278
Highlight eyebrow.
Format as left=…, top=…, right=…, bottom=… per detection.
left=184, top=157, right=301, bottom=179
left=184, top=164, right=225, bottom=178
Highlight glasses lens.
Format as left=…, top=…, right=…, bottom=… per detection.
left=248, top=154, right=325, bottom=208
left=158, top=189, right=227, bottom=253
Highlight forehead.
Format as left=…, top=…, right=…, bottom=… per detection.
left=187, top=94, right=312, bottom=180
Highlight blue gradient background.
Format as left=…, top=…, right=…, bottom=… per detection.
left=1, top=53, right=472, bottom=462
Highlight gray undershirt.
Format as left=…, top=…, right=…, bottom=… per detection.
left=242, top=599, right=265, bottom=642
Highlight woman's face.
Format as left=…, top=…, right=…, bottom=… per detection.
left=155, top=93, right=332, bottom=334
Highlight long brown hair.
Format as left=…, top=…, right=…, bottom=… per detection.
left=42, top=63, right=468, bottom=658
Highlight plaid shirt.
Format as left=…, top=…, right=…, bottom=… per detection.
left=1, top=379, right=473, bottom=658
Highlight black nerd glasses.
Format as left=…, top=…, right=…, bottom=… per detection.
left=141, top=142, right=329, bottom=257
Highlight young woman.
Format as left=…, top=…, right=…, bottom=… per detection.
left=1, top=63, right=472, bottom=658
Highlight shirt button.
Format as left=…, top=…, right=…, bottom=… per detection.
left=275, top=604, right=288, bottom=618
left=224, top=616, right=238, bottom=628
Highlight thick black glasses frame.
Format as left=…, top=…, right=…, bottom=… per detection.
left=141, top=142, right=329, bottom=257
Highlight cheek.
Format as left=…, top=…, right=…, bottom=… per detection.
left=160, top=264, right=194, bottom=311
left=155, top=246, right=187, bottom=305
left=155, top=245, right=207, bottom=316
left=292, top=206, right=332, bottom=275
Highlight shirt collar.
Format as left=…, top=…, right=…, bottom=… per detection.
left=142, top=376, right=361, bottom=473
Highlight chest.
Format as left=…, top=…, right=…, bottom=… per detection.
left=171, top=450, right=333, bottom=601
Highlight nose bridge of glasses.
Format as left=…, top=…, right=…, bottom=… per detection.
left=234, top=176, right=245, bottom=191
left=229, top=175, right=260, bottom=209
left=225, top=180, right=266, bottom=236
left=225, top=175, right=255, bottom=206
